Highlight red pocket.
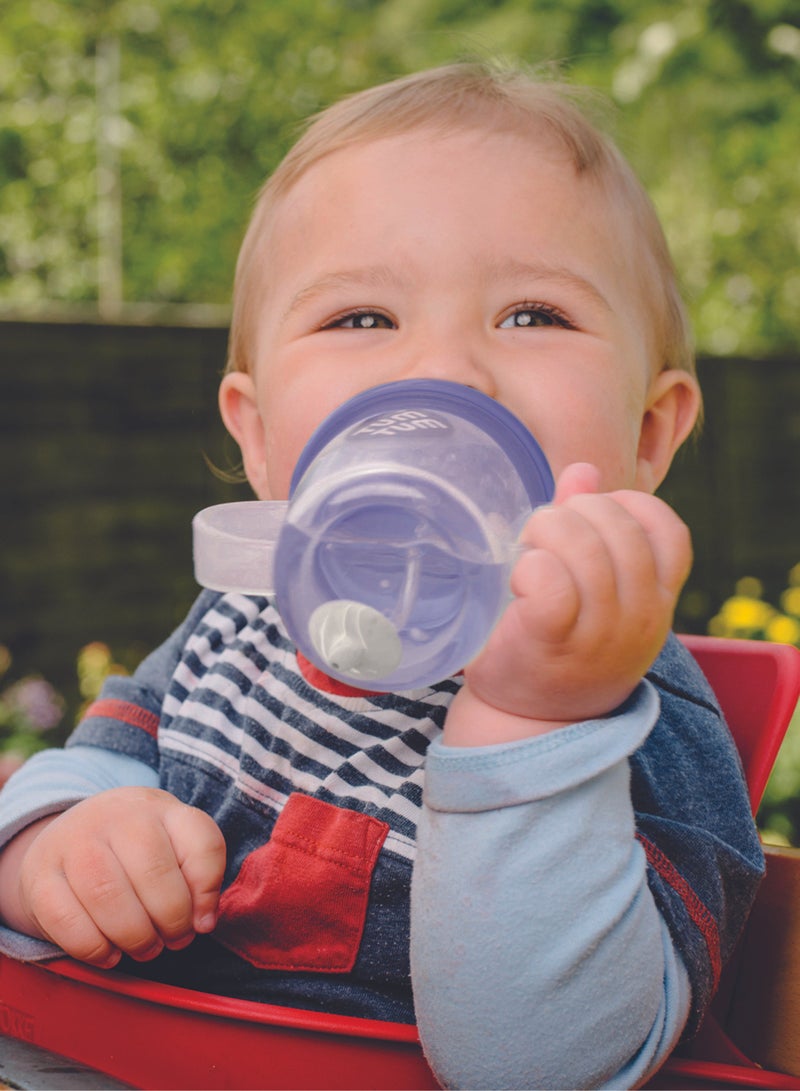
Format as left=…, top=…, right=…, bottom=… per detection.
left=215, top=793, right=389, bottom=973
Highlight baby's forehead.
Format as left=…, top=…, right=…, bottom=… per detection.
left=266, top=124, right=646, bottom=280
left=267, top=121, right=609, bottom=233
left=264, top=124, right=647, bottom=276
left=281, top=113, right=582, bottom=191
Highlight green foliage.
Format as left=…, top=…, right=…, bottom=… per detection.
left=759, top=702, right=800, bottom=848
left=0, top=0, right=798, bottom=356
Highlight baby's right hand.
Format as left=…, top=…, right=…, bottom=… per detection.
left=8, top=788, right=226, bottom=968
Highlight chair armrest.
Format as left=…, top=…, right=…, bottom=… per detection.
left=726, top=843, right=800, bottom=1076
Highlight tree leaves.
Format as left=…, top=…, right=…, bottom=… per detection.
left=0, top=0, right=797, bottom=356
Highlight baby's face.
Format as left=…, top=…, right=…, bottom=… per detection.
left=228, top=127, right=695, bottom=501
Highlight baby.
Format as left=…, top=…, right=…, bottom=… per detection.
left=0, top=62, right=763, bottom=1089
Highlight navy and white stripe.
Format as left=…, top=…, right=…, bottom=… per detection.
left=160, top=595, right=461, bottom=861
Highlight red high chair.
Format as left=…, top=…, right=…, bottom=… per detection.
left=0, top=636, right=799, bottom=1090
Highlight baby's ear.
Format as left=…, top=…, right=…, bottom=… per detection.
left=218, top=371, right=271, bottom=499
left=635, top=369, right=701, bottom=493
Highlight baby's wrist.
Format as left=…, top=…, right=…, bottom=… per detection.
left=0, top=815, right=55, bottom=937
left=443, top=683, right=575, bottom=747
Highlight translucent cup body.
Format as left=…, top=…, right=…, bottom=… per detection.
left=273, top=380, right=553, bottom=690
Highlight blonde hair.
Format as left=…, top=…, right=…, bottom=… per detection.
left=226, top=61, right=695, bottom=383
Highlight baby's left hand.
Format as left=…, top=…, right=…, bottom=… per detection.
left=445, top=463, right=692, bottom=746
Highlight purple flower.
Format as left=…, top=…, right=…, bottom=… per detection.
left=3, top=677, right=64, bottom=732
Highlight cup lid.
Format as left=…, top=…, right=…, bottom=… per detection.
left=289, top=379, right=554, bottom=507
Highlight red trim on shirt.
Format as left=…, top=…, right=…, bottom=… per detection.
left=637, top=832, right=722, bottom=986
left=296, top=651, right=382, bottom=698
left=84, top=699, right=160, bottom=739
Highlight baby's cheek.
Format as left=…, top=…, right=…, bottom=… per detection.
left=261, top=428, right=297, bottom=501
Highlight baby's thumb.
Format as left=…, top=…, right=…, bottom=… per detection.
left=553, top=462, right=603, bottom=505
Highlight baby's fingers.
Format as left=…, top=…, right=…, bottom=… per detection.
left=48, top=807, right=194, bottom=961
left=99, top=807, right=206, bottom=953
left=605, top=489, right=693, bottom=598
left=553, top=462, right=602, bottom=505
left=163, top=803, right=226, bottom=936
left=509, top=544, right=581, bottom=643
left=24, top=867, right=123, bottom=969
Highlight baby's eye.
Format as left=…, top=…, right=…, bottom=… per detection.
left=325, top=310, right=395, bottom=330
left=499, top=305, right=573, bottom=329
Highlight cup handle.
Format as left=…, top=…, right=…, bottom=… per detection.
left=193, top=501, right=288, bottom=594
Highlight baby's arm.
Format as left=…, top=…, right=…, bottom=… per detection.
left=411, top=466, right=696, bottom=1087
left=0, top=786, right=226, bottom=968
left=411, top=694, right=690, bottom=1089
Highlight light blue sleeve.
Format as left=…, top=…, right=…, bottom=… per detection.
left=410, top=680, right=691, bottom=1091
left=0, top=745, right=158, bottom=961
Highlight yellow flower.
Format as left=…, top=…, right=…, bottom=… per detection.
left=735, top=576, right=764, bottom=599
left=718, top=595, right=775, bottom=632
left=707, top=614, right=727, bottom=637
left=75, top=642, right=128, bottom=710
left=766, top=615, right=800, bottom=647
left=781, top=587, right=800, bottom=619
left=77, top=642, right=113, bottom=675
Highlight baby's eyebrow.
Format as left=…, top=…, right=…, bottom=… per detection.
left=484, top=258, right=612, bottom=313
left=282, top=258, right=611, bottom=318
left=283, top=266, right=409, bottom=318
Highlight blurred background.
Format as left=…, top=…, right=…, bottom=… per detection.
left=0, top=0, right=798, bottom=835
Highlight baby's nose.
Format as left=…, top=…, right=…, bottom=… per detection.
left=404, top=343, right=497, bottom=398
